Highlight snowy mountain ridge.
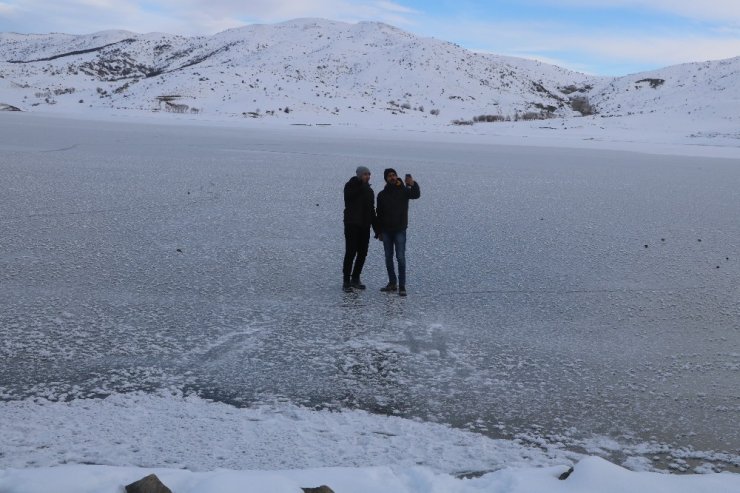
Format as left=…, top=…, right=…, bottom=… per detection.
left=1, top=18, right=739, bottom=129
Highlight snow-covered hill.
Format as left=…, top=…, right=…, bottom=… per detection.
left=588, top=57, right=740, bottom=124
left=1, top=18, right=738, bottom=131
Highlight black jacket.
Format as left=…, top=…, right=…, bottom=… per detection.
left=343, top=176, right=378, bottom=231
left=376, top=179, right=421, bottom=233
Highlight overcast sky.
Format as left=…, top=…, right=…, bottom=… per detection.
left=1, top=0, right=739, bottom=75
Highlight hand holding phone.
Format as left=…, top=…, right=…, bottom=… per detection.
left=404, top=173, right=413, bottom=186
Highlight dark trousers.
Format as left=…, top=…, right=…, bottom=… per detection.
left=343, top=224, right=371, bottom=281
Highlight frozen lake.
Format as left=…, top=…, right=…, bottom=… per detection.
left=1, top=113, right=739, bottom=470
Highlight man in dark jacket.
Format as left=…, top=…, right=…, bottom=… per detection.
left=343, top=166, right=378, bottom=292
left=376, top=168, right=421, bottom=296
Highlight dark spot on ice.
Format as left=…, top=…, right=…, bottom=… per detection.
left=661, top=238, right=665, bottom=242
left=644, top=244, right=648, bottom=248
left=302, top=486, right=335, bottom=493
left=558, top=466, right=574, bottom=480
left=698, top=239, right=702, bottom=242
left=176, top=248, right=183, bottom=253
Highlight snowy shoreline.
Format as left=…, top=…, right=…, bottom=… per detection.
left=2, top=458, right=739, bottom=493
left=1, top=392, right=739, bottom=493
left=3, top=108, right=740, bottom=160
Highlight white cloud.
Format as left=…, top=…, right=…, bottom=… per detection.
left=375, top=1, right=417, bottom=14
left=0, top=0, right=419, bottom=34
left=532, top=0, right=740, bottom=23
left=78, top=0, right=117, bottom=7
left=140, top=0, right=417, bottom=28
left=0, top=2, right=17, bottom=14
left=0, top=0, right=152, bottom=33
left=573, top=35, right=740, bottom=65
left=417, top=16, right=740, bottom=74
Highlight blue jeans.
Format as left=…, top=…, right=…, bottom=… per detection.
left=382, top=230, right=406, bottom=287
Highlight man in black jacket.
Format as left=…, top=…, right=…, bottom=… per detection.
left=343, top=166, right=378, bottom=292
left=376, top=168, right=421, bottom=296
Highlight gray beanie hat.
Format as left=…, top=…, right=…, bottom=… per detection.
left=356, top=166, right=370, bottom=178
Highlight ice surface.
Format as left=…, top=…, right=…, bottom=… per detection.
left=1, top=112, right=739, bottom=472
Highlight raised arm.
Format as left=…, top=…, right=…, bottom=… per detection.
left=405, top=180, right=420, bottom=199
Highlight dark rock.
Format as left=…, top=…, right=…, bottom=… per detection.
left=0, top=103, right=22, bottom=111
left=125, top=474, right=173, bottom=493
left=558, top=466, right=574, bottom=480
left=636, top=78, right=665, bottom=89
left=302, top=486, right=335, bottom=493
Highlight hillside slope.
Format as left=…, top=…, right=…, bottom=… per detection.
left=0, top=19, right=599, bottom=121
left=1, top=18, right=738, bottom=134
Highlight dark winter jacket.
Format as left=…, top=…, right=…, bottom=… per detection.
left=376, top=179, right=421, bottom=233
left=343, top=176, right=378, bottom=231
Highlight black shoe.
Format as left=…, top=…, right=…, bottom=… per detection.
left=350, top=279, right=366, bottom=290
left=380, top=283, right=397, bottom=292
left=398, top=286, right=407, bottom=297
left=342, top=281, right=353, bottom=293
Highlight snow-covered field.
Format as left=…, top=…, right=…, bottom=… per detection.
left=1, top=111, right=739, bottom=492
